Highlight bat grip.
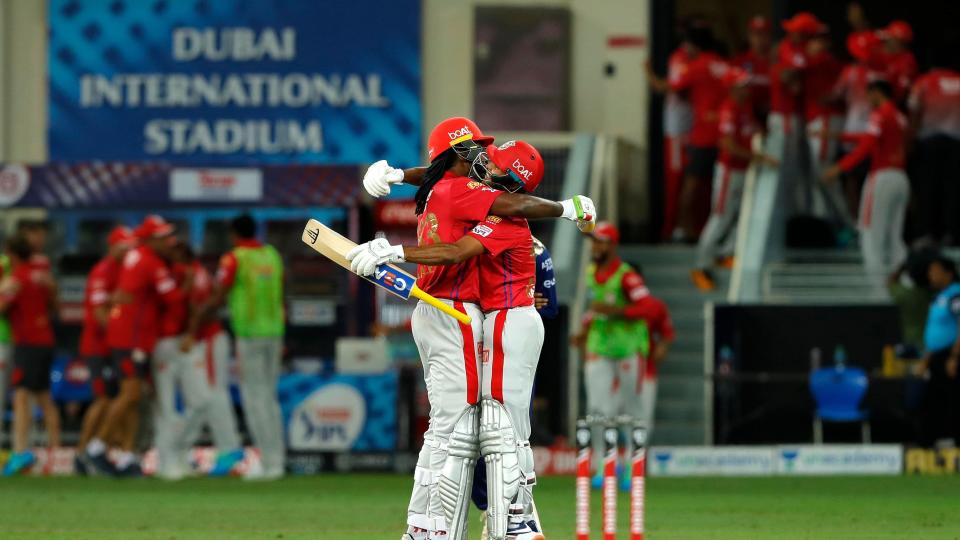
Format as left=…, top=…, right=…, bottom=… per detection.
left=410, top=286, right=473, bottom=325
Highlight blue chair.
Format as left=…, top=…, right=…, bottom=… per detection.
left=809, top=366, right=871, bottom=444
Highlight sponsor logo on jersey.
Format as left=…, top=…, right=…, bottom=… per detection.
left=466, top=181, right=483, bottom=190
left=485, top=215, right=503, bottom=224
left=472, top=224, right=493, bottom=237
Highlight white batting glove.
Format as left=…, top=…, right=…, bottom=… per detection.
left=362, top=160, right=405, bottom=198
left=560, top=195, right=597, bottom=232
left=346, top=238, right=406, bottom=276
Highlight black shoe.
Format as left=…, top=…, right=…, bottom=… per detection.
left=87, top=451, right=118, bottom=476
left=74, top=454, right=89, bottom=476
left=117, top=462, right=143, bottom=478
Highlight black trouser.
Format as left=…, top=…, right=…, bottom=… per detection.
left=921, top=348, right=960, bottom=446
left=914, top=135, right=960, bottom=245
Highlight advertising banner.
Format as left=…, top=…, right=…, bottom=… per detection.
left=647, top=446, right=775, bottom=477
left=776, top=445, right=902, bottom=475
left=279, top=372, right=397, bottom=452
left=49, top=0, right=421, bottom=165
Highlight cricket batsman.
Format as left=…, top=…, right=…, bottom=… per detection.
left=358, top=119, right=595, bottom=540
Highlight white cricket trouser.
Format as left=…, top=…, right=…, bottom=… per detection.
left=180, top=332, right=242, bottom=452
left=0, top=342, right=10, bottom=448
left=584, top=353, right=642, bottom=474
left=696, top=163, right=746, bottom=269
left=482, top=305, right=545, bottom=519
left=153, top=334, right=242, bottom=472
left=634, top=374, right=658, bottom=438
left=859, top=169, right=909, bottom=289
left=409, top=299, right=484, bottom=533
left=237, top=336, right=285, bottom=474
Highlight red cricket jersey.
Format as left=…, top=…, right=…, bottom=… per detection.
left=838, top=100, right=907, bottom=173
left=670, top=51, right=729, bottom=147
left=770, top=39, right=807, bottom=116
left=467, top=215, right=535, bottom=312
left=159, top=262, right=190, bottom=338
left=216, top=238, right=262, bottom=290
left=2, top=262, right=55, bottom=346
left=415, top=174, right=503, bottom=304
left=733, top=48, right=771, bottom=111
left=191, top=261, right=222, bottom=339
left=79, top=256, right=120, bottom=357
left=803, top=50, right=843, bottom=121
left=834, top=63, right=882, bottom=136
left=664, top=48, right=694, bottom=137
left=107, top=245, right=181, bottom=353
left=644, top=296, right=675, bottom=378
left=884, top=50, right=918, bottom=101
left=717, top=97, right=760, bottom=171
left=909, top=69, right=960, bottom=140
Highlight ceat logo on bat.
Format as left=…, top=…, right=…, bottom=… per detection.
left=512, top=159, right=534, bottom=181
left=374, top=267, right=410, bottom=296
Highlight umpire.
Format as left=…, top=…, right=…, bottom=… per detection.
left=920, top=255, right=960, bottom=445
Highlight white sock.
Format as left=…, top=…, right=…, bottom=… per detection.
left=115, top=451, right=135, bottom=469
left=86, top=438, right=106, bottom=456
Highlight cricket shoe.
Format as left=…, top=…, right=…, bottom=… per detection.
left=74, top=452, right=91, bottom=476
left=208, top=448, right=244, bottom=477
left=116, top=462, right=144, bottom=478
left=506, top=519, right=545, bottom=540
left=2, top=451, right=36, bottom=476
left=86, top=450, right=118, bottom=476
left=401, top=526, right=428, bottom=540
left=243, top=460, right=284, bottom=481
left=691, top=269, right=716, bottom=291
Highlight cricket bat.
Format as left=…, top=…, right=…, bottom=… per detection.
left=301, top=219, right=471, bottom=325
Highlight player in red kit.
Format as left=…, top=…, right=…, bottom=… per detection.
left=825, top=80, right=909, bottom=288
left=693, top=68, right=776, bottom=291
left=84, top=215, right=183, bottom=476
left=351, top=139, right=550, bottom=540
left=74, top=226, right=135, bottom=475
left=908, top=54, right=960, bottom=245
left=733, top=16, right=773, bottom=119
left=665, top=25, right=729, bottom=240
left=0, top=235, right=61, bottom=476
left=878, top=21, right=917, bottom=103
left=354, top=118, right=594, bottom=540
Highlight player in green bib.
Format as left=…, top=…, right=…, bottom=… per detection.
left=189, top=215, right=286, bottom=480
left=0, top=253, right=11, bottom=448
left=571, top=222, right=661, bottom=490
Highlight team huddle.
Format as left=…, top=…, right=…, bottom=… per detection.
left=353, top=117, right=596, bottom=540
left=0, top=215, right=286, bottom=480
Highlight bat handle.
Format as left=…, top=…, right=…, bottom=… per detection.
left=410, top=286, right=473, bottom=325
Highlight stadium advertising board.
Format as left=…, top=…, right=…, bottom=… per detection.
left=904, top=447, right=960, bottom=474
left=776, top=445, right=902, bottom=475
left=647, top=447, right=775, bottom=477
left=278, top=372, right=397, bottom=452
left=49, top=0, right=421, bottom=165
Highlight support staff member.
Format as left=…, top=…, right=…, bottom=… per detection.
left=919, top=256, right=960, bottom=445
left=190, top=214, right=286, bottom=480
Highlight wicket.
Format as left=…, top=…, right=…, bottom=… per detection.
left=575, top=416, right=648, bottom=540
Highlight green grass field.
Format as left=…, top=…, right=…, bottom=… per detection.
left=0, top=474, right=958, bottom=539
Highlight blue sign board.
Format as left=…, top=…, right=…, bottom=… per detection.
left=49, top=0, right=421, bottom=166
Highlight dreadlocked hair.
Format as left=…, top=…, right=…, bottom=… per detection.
left=415, top=149, right=459, bottom=215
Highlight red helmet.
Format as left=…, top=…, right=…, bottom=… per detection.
left=485, top=140, right=544, bottom=193
left=879, top=20, right=912, bottom=43
left=591, top=222, right=619, bottom=243
left=426, top=117, right=495, bottom=162
left=107, top=225, right=135, bottom=247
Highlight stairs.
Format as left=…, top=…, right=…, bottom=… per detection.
left=762, top=249, right=888, bottom=303
left=619, top=245, right=728, bottom=445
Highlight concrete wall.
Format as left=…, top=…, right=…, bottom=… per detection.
left=0, top=0, right=650, bottom=163
left=0, top=0, right=47, bottom=162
